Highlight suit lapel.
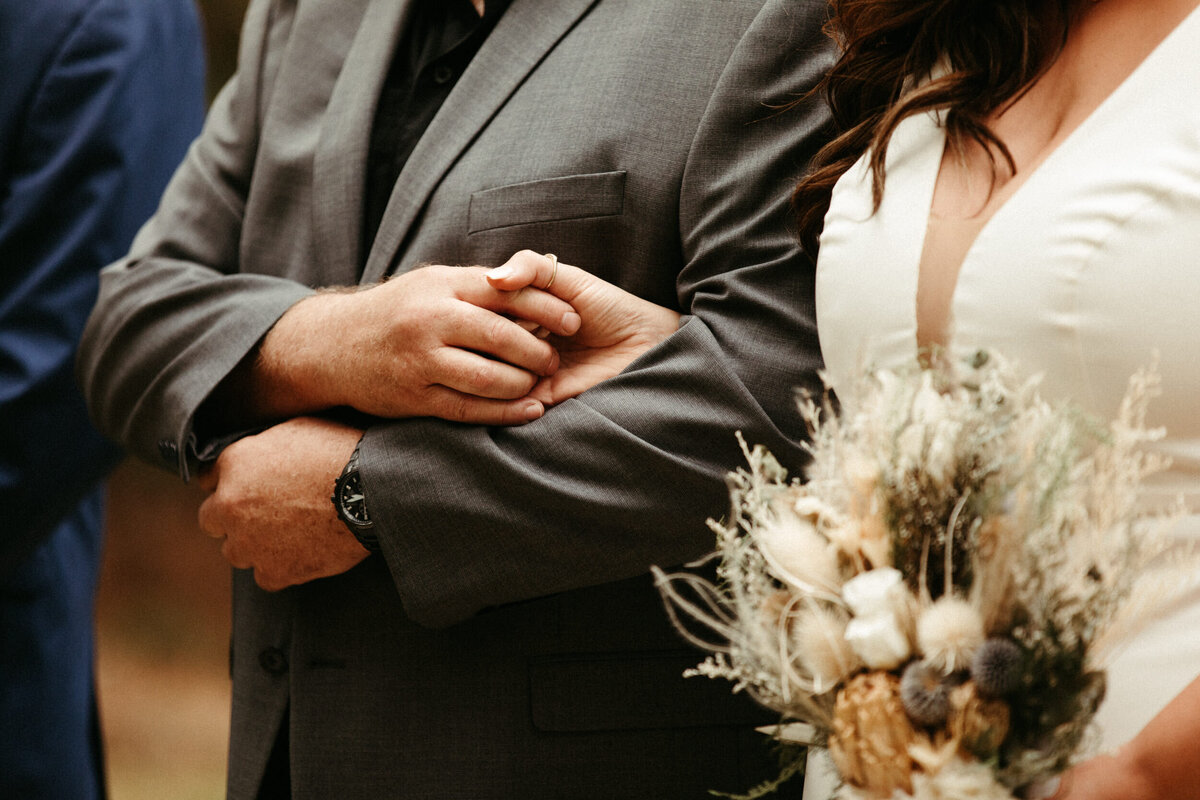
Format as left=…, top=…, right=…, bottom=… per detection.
left=311, top=0, right=417, bottom=285
left=361, top=0, right=599, bottom=284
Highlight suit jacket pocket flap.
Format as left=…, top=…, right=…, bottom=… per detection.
left=468, top=171, right=626, bottom=233
left=528, top=651, right=773, bottom=733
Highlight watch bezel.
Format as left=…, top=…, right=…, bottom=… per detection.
left=332, top=444, right=381, bottom=552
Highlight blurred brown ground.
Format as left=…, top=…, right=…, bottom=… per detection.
left=97, top=460, right=231, bottom=799
left=95, top=2, right=248, bottom=797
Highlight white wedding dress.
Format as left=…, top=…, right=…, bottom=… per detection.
left=804, top=6, right=1200, bottom=798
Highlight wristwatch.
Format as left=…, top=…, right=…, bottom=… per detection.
left=332, top=441, right=381, bottom=553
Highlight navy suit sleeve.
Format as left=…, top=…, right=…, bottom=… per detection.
left=0, top=0, right=206, bottom=573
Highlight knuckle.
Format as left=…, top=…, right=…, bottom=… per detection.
left=523, top=252, right=548, bottom=277
left=448, top=393, right=472, bottom=422
left=384, top=310, right=415, bottom=338
left=446, top=358, right=498, bottom=395
left=221, top=436, right=248, bottom=459
left=221, top=538, right=246, bottom=569
left=216, top=482, right=247, bottom=512
left=197, top=505, right=217, bottom=536
left=200, top=489, right=230, bottom=523
left=486, top=315, right=512, bottom=347
left=541, top=345, right=559, bottom=375
left=518, top=371, right=538, bottom=394
left=472, top=364, right=499, bottom=394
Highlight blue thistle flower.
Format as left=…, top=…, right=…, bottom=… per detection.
left=900, top=661, right=952, bottom=727
left=971, top=638, right=1023, bottom=697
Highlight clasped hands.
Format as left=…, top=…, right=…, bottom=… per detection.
left=198, top=251, right=679, bottom=591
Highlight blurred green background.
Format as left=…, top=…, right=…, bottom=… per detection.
left=97, top=2, right=248, bottom=798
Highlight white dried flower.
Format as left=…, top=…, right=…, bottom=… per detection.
left=891, top=372, right=967, bottom=486
left=656, top=353, right=1194, bottom=798
left=896, top=422, right=926, bottom=476
left=860, top=516, right=893, bottom=570
left=925, top=418, right=962, bottom=485
left=918, top=597, right=985, bottom=674
left=792, top=494, right=844, bottom=524
left=845, top=614, right=912, bottom=670
left=839, top=568, right=919, bottom=670
left=842, top=568, right=906, bottom=617
left=842, top=454, right=881, bottom=507
left=857, top=368, right=904, bottom=423
left=908, top=755, right=1013, bottom=799
left=794, top=607, right=861, bottom=692
left=896, top=420, right=961, bottom=487
left=755, top=509, right=842, bottom=594
left=825, top=515, right=893, bottom=571
left=910, top=372, right=946, bottom=424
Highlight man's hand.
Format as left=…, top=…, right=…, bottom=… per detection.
left=486, top=251, right=681, bottom=406
left=248, top=264, right=582, bottom=424
left=197, top=416, right=369, bottom=591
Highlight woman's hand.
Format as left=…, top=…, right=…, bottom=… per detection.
left=1055, top=755, right=1149, bottom=800
left=1050, top=676, right=1200, bottom=800
left=487, top=250, right=681, bottom=407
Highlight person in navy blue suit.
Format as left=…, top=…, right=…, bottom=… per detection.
left=0, top=1, right=206, bottom=796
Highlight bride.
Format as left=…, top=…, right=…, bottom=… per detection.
left=486, top=0, right=1200, bottom=796
left=794, top=0, right=1200, bottom=796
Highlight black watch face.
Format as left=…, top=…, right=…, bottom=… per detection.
left=337, top=471, right=371, bottom=526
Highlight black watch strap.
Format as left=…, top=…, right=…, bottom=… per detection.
left=332, top=441, right=381, bottom=553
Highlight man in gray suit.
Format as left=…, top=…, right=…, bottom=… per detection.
left=78, top=0, right=834, bottom=796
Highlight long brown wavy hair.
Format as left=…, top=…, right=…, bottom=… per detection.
left=793, top=0, right=1090, bottom=256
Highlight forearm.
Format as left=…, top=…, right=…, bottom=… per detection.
left=362, top=316, right=816, bottom=627
left=207, top=291, right=359, bottom=426
left=77, top=0, right=306, bottom=474
left=1059, top=676, right=1200, bottom=800
left=1124, top=674, right=1200, bottom=796
left=79, top=256, right=315, bottom=474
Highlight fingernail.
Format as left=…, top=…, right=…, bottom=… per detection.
left=487, top=266, right=513, bottom=280
left=523, top=401, right=544, bottom=421
left=562, top=311, right=581, bottom=334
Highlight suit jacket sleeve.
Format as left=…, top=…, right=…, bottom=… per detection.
left=361, top=0, right=834, bottom=626
left=77, top=0, right=317, bottom=477
left=76, top=0, right=835, bottom=628
left=0, top=0, right=205, bottom=573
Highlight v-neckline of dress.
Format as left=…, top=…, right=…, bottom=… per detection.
left=910, top=3, right=1200, bottom=348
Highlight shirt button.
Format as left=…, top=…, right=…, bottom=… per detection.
left=259, top=647, right=289, bottom=676
left=432, top=64, right=455, bottom=85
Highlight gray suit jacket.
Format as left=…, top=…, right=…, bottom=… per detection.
left=78, top=0, right=834, bottom=796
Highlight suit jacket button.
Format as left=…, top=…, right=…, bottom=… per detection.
left=158, top=439, right=179, bottom=464
left=259, top=647, right=288, bottom=676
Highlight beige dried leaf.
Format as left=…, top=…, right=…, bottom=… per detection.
left=828, top=672, right=917, bottom=797
left=948, top=681, right=1011, bottom=760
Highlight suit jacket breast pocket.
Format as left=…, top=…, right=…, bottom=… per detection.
left=468, top=171, right=626, bottom=234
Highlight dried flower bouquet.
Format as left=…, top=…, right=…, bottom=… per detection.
left=656, top=351, right=1190, bottom=799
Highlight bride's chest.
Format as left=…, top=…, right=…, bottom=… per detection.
left=815, top=99, right=1200, bottom=428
